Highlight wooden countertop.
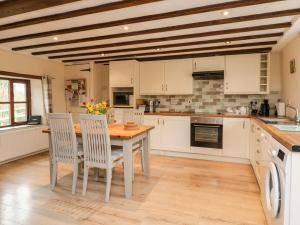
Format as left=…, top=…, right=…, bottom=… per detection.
left=43, top=124, right=154, bottom=140
left=145, top=112, right=250, bottom=118
left=145, top=112, right=300, bottom=151
left=252, top=118, right=300, bottom=152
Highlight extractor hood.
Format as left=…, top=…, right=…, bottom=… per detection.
left=192, top=70, right=224, bottom=80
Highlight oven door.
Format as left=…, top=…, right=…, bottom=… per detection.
left=191, top=123, right=223, bottom=149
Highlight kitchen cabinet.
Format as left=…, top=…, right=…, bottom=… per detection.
left=223, top=118, right=250, bottom=158
left=109, top=60, right=138, bottom=87
left=250, top=123, right=271, bottom=189
left=164, top=59, right=193, bottom=95
left=139, top=61, right=165, bottom=95
left=140, top=59, right=193, bottom=95
left=144, top=115, right=190, bottom=152
left=193, top=56, right=225, bottom=71
left=224, top=54, right=261, bottom=94
left=143, top=116, right=163, bottom=150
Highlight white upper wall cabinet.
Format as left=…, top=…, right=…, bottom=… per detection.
left=140, top=61, right=165, bottom=95
left=164, top=59, right=193, bottom=95
left=109, top=60, right=137, bottom=87
left=224, top=54, right=261, bottom=94
left=193, top=56, right=225, bottom=72
left=140, top=59, right=193, bottom=95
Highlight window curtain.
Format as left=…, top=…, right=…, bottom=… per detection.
left=41, top=76, right=53, bottom=122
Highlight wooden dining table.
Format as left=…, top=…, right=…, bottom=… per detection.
left=43, top=124, right=154, bottom=199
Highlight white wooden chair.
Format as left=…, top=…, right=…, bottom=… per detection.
left=123, top=109, right=145, bottom=177
left=80, top=114, right=124, bottom=202
left=123, top=109, right=144, bottom=125
left=48, top=113, right=83, bottom=195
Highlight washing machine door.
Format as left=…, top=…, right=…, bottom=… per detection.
left=265, top=162, right=281, bottom=218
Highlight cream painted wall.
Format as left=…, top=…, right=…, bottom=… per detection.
left=64, top=63, right=91, bottom=122
left=93, top=63, right=109, bottom=103
left=270, top=53, right=282, bottom=92
left=0, top=48, right=66, bottom=112
left=281, top=36, right=300, bottom=116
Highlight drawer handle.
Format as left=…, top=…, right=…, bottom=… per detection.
left=257, top=139, right=260, bottom=142
left=256, top=161, right=260, bottom=165
left=256, top=150, right=261, bottom=154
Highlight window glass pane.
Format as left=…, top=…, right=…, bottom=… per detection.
left=0, top=104, right=11, bottom=126
left=0, top=79, right=10, bottom=102
left=13, top=82, right=27, bottom=102
left=14, top=103, right=27, bottom=122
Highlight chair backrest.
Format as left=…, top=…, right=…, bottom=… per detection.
left=48, top=113, right=78, bottom=164
left=80, top=114, right=111, bottom=168
left=123, top=109, right=144, bottom=125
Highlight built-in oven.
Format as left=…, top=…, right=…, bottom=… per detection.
left=113, top=92, right=133, bottom=107
left=191, top=117, right=223, bottom=149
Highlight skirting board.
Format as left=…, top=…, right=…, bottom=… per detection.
left=151, top=149, right=250, bottom=164
left=0, top=149, right=48, bottom=165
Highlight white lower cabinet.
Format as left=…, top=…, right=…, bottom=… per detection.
left=249, top=122, right=271, bottom=188
left=223, top=118, right=250, bottom=158
left=144, top=115, right=190, bottom=153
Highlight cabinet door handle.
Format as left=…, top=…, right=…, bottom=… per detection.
left=157, top=119, right=159, bottom=125
left=194, top=62, right=196, bottom=70
left=165, top=84, right=168, bottom=91
left=131, top=77, right=133, bottom=84
left=256, top=150, right=261, bottom=154
left=257, top=139, right=260, bottom=143
left=256, top=161, right=260, bottom=165
left=163, top=119, right=165, bottom=126
left=161, top=84, right=164, bottom=91
left=243, top=121, right=245, bottom=129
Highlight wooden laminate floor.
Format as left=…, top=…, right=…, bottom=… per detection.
left=0, top=153, right=266, bottom=225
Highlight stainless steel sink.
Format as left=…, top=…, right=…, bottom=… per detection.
left=259, top=117, right=293, bottom=124
left=272, top=124, right=300, bottom=132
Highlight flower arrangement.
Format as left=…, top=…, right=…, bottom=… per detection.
left=83, top=99, right=108, bottom=115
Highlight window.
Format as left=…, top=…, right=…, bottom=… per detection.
left=0, top=78, right=31, bottom=127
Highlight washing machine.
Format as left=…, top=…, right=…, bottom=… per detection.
left=261, top=138, right=291, bottom=225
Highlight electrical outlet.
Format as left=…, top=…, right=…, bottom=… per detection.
left=186, top=98, right=192, bottom=105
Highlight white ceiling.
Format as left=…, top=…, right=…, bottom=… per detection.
left=1, top=0, right=300, bottom=63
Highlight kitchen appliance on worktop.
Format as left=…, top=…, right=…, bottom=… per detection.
left=259, top=99, right=270, bottom=117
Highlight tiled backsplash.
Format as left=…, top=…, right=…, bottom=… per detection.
left=142, top=80, right=281, bottom=114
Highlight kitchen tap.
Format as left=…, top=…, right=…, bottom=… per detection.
left=286, top=104, right=300, bottom=123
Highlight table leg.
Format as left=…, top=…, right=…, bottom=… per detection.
left=143, top=132, right=150, bottom=177
left=123, top=140, right=133, bottom=199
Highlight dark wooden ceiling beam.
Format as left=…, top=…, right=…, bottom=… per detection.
left=0, top=0, right=284, bottom=43
left=32, top=23, right=288, bottom=55
left=62, top=41, right=276, bottom=63
left=0, top=0, right=80, bottom=18
left=136, top=48, right=273, bottom=62
left=50, top=33, right=282, bottom=59
left=0, top=0, right=161, bottom=31
left=12, top=18, right=290, bottom=51
left=94, top=48, right=272, bottom=64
